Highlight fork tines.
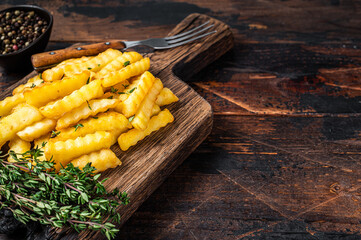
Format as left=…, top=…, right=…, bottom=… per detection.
left=165, top=21, right=217, bottom=48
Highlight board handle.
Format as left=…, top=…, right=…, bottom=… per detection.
left=152, top=13, right=234, bottom=80
left=31, top=40, right=125, bottom=69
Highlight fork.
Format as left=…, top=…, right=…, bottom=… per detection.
left=31, top=21, right=216, bottom=71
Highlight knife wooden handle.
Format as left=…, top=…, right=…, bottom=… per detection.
left=31, top=40, right=126, bottom=69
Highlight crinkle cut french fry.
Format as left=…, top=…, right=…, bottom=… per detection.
left=40, top=79, right=104, bottom=119
left=102, top=92, right=118, bottom=100
left=17, top=119, right=56, bottom=142
left=64, top=49, right=122, bottom=76
left=96, top=52, right=143, bottom=78
left=151, top=104, right=161, bottom=116
left=113, top=79, right=141, bottom=113
left=45, top=131, right=113, bottom=171
left=34, top=133, right=50, bottom=148
left=118, top=109, right=174, bottom=151
left=55, top=112, right=130, bottom=140
left=24, top=71, right=90, bottom=108
left=132, top=78, right=163, bottom=130
left=156, top=87, right=179, bottom=106
left=33, top=134, right=50, bottom=162
left=0, top=93, right=25, bottom=117
left=27, top=74, right=41, bottom=83
left=13, top=79, right=44, bottom=95
left=42, top=56, right=91, bottom=82
left=0, top=103, right=43, bottom=146
left=122, top=71, right=155, bottom=117
left=12, top=74, right=42, bottom=95
left=102, top=79, right=130, bottom=99
left=70, top=149, right=121, bottom=173
left=8, top=136, right=31, bottom=162
left=58, top=56, right=92, bottom=67
left=42, top=65, right=65, bottom=82
left=102, top=57, right=150, bottom=88
left=56, top=99, right=119, bottom=130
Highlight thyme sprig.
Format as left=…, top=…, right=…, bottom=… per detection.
left=0, top=144, right=129, bottom=239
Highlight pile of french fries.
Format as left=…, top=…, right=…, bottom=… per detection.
left=0, top=49, right=178, bottom=173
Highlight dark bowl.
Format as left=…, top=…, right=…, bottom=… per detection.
left=0, top=5, right=53, bottom=72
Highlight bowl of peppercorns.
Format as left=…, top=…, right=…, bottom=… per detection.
left=0, top=5, right=53, bottom=71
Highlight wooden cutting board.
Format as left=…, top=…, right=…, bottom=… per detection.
left=0, top=13, right=233, bottom=239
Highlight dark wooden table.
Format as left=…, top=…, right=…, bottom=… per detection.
left=1, top=1, right=361, bottom=239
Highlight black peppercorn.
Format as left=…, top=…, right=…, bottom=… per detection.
left=0, top=9, right=48, bottom=54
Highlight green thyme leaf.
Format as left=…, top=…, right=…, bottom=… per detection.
left=87, top=100, right=92, bottom=110
left=0, top=144, right=129, bottom=239
left=0, top=130, right=131, bottom=237
left=50, top=130, right=61, bottom=138
left=128, top=87, right=136, bottom=94
left=110, top=86, right=118, bottom=93
left=123, top=61, right=130, bottom=67
left=74, top=123, right=84, bottom=131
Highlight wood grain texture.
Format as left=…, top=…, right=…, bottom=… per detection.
left=0, top=13, right=233, bottom=239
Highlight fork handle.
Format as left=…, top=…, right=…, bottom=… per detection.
left=31, top=40, right=125, bottom=69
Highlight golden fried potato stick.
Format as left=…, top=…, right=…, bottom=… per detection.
left=25, top=74, right=41, bottom=83
left=96, top=52, right=143, bottom=78
left=70, top=149, right=121, bottom=173
left=0, top=103, right=43, bottom=146
left=40, top=79, right=104, bottom=119
left=7, top=136, right=31, bottom=162
left=55, top=112, right=130, bottom=140
left=42, top=56, right=91, bottom=82
left=24, top=71, right=91, bottom=108
left=112, top=79, right=131, bottom=91
left=102, top=92, right=118, bottom=100
left=151, top=104, right=161, bottom=116
left=156, top=87, right=179, bottom=106
left=17, top=119, right=56, bottom=142
left=119, top=103, right=159, bottom=123
left=118, top=109, right=174, bottom=151
left=12, top=74, right=42, bottom=95
left=113, top=79, right=141, bottom=112
left=132, top=78, right=163, bottom=130
left=64, top=49, right=122, bottom=76
left=56, top=98, right=119, bottom=130
left=34, top=133, right=50, bottom=148
left=122, top=71, right=155, bottom=117
left=33, top=133, right=50, bottom=162
left=58, top=56, right=92, bottom=67
left=127, top=75, right=142, bottom=84
left=102, top=57, right=150, bottom=88
left=102, top=79, right=129, bottom=100
left=0, top=93, right=25, bottom=117
left=45, top=131, right=113, bottom=171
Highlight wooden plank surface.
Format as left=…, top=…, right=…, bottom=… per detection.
left=0, top=13, right=233, bottom=239
left=0, top=0, right=361, bottom=239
